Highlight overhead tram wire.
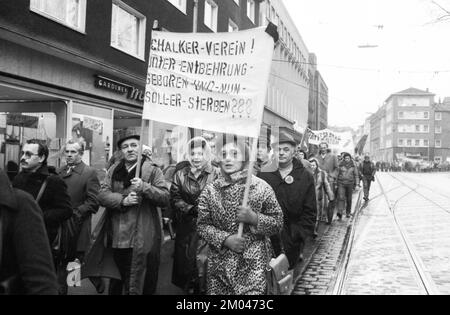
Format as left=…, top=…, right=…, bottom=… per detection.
left=271, top=58, right=450, bottom=74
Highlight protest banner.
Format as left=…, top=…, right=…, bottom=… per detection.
left=308, top=129, right=355, bottom=154
left=142, top=26, right=275, bottom=138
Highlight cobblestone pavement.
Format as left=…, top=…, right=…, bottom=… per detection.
left=341, top=172, right=450, bottom=295
left=292, top=191, right=361, bottom=295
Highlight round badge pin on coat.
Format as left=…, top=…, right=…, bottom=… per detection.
left=284, top=175, right=294, bottom=184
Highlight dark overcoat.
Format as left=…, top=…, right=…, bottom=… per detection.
left=12, top=165, right=73, bottom=243
left=0, top=170, right=58, bottom=294
left=58, top=162, right=100, bottom=253
left=258, top=158, right=317, bottom=264
left=83, top=159, right=169, bottom=295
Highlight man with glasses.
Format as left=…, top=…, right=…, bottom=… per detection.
left=95, top=135, right=169, bottom=295
left=57, top=139, right=101, bottom=294
left=12, top=139, right=73, bottom=294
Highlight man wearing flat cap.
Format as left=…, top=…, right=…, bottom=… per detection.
left=96, top=134, right=169, bottom=295
left=258, top=133, right=317, bottom=268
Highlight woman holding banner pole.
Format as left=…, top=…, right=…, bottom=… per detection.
left=197, top=137, right=283, bottom=295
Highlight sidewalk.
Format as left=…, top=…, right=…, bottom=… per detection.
left=292, top=189, right=363, bottom=295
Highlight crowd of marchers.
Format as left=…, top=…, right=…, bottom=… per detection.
left=0, top=132, right=376, bottom=295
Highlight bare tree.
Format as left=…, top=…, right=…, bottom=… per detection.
left=425, top=0, right=450, bottom=24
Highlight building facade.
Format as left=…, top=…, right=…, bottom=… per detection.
left=0, top=0, right=312, bottom=174
left=259, top=0, right=311, bottom=141
left=367, top=88, right=450, bottom=164
left=307, top=53, right=328, bottom=131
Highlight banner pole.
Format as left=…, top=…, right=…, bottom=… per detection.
left=136, top=20, right=159, bottom=179
left=238, top=136, right=258, bottom=238
left=135, top=119, right=147, bottom=178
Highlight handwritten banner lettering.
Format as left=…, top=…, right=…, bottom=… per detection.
left=143, top=27, right=274, bottom=138
left=309, top=129, right=355, bottom=154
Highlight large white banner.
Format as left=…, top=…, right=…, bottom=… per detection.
left=143, top=27, right=274, bottom=138
left=309, top=129, right=355, bottom=154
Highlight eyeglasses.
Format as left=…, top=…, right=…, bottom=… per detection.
left=20, top=151, right=39, bottom=159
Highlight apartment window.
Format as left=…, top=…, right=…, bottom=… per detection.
left=424, top=139, right=429, bottom=147
left=228, top=19, right=238, bottom=32
left=435, top=112, right=442, bottom=120
left=258, top=1, right=268, bottom=26
left=30, top=0, right=87, bottom=33
left=424, top=111, right=429, bottom=119
left=204, top=0, right=218, bottom=32
left=407, top=139, right=412, bottom=146
left=167, top=0, right=187, bottom=14
left=247, top=0, right=255, bottom=23
left=436, top=140, right=442, bottom=148
left=398, top=111, right=404, bottom=119
left=423, top=125, right=429, bottom=132
left=436, top=126, right=442, bottom=134
left=415, top=125, right=420, bottom=132
left=111, top=1, right=146, bottom=59
left=415, top=139, right=420, bottom=147
left=398, top=139, right=404, bottom=146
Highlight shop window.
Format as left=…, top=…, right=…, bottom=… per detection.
left=71, top=103, right=113, bottom=181
left=204, top=0, right=218, bottom=32
left=111, top=0, right=146, bottom=59
left=0, top=101, right=67, bottom=175
left=30, top=0, right=87, bottom=33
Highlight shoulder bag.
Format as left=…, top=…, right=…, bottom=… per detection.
left=264, top=238, right=293, bottom=295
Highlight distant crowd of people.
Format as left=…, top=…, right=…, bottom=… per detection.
left=1, top=133, right=376, bottom=295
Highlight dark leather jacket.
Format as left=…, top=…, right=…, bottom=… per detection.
left=170, top=164, right=218, bottom=216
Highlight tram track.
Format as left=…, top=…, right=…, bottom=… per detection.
left=332, top=173, right=441, bottom=295
left=391, top=173, right=450, bottom=216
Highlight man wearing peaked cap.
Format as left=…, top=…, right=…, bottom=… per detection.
left=258, top=132, right=317, bottom=268
left=274, top=132, right=297, bottom=147
left=117, top=135, right=140, bottom=149
left=90, top=133, right=169, bottom=295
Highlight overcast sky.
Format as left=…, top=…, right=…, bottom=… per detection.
left=282, top=0, right=450, bottom=129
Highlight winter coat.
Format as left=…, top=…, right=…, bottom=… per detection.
left=12, top=165, right=73, bottom=244
left=58, top=162, right=100, bottom=253
left=337, top=161, right=359, bottom=186
left=197, top=174, right=283, bottom=295
left=93, top=159, right=169, bottom=294
left=315, top=153, right=340, bottom=182
left=0, top=170, right=58, bottom=295
left=258, top=158, right=317, bottom=243
left=170, top=164, right=218, bottom=289
left=313, top=169, right=334, bottom=201
left=359, top=161, right=376, bottom=180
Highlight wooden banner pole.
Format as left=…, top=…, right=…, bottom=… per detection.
left=238, top=136, right=258, bottom=238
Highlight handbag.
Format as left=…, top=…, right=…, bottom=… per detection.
left=264, top=239, right=293, bottom=295
left=0, top=208, right=23, bottom=295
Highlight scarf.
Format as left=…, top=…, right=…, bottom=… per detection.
left=111, top=158, right=146, bottom=188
